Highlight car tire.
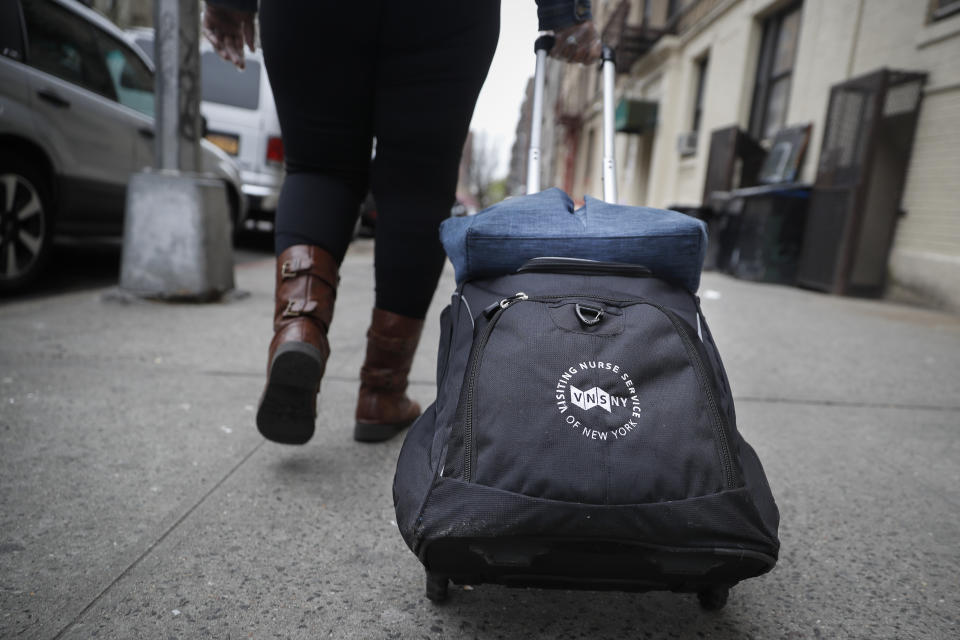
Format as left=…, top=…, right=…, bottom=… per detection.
left=0, top=154, right=55, bottom=293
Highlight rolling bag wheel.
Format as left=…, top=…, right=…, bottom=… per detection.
left=425, top=571, right=449, bottom=603
left=697, top=586, right=729, bottom=611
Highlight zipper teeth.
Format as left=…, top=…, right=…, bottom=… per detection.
left=657, top=307, right=737, bottom=490
left=461, top=294, right=736, bottom=490
left=462, top=306, right=506, bottom=482
left=527, top=294, right=643, bottom=305
left=462, top=293, right=584, bottom=481
left=519, top=264, right=652, bottom=277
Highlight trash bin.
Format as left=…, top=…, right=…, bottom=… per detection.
left=696, top=192, right=741, bottom=272
left=666, top=203, right=731, bottom=272
left=719, top=183, right=811, bottom=284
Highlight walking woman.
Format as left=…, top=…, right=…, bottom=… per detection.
left=202, top=1, right=602, bottom=445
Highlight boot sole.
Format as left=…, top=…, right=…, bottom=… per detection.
left=257, top=342, right=325, bottom=445
left=353, top=416, right=417, bottom=443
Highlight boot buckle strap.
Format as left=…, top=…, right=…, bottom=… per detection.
left=281, top=259, right=339, bottom=291
left=282, top=298, right=319, bottom=318
left=281, top=259, right=308, bottom=280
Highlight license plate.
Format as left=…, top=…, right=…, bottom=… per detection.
left=205, top=132, right=239, bottom=156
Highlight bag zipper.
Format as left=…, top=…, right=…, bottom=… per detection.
left=517, top=257, right=652, bottom=277
left=462, top=293, right=528, bottom=483
left=460, top=292, right=737, bottom=491
left=657, top=306, right=738, bottom=490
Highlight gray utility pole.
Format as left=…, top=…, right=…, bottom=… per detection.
left=154, top=0, right=202, bottom=172
left=119, top=0, right=234, bottom=301
left=154, top=0, right=180, bottom=170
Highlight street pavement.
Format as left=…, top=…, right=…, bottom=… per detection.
left=1, top=238, right=959, bottom=639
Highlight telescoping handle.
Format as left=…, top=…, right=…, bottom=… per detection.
left=526, top=38, right=618, bottom=203
left=600, top=45, right=617, bottom=203
left=526, top=35, right=553, bottom=195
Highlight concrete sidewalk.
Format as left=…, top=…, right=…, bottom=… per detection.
left=1, top=239, right=959, bottom=639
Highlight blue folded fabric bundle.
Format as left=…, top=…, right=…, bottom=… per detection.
left=440, top=188, right=708, bottom=293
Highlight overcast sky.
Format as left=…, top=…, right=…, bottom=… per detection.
left=469, top=2, right=540, bottom=178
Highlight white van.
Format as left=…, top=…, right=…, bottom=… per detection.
left=128, top=29, right=284, bottom=225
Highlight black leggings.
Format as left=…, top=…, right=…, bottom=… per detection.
left=259, top=2, right=501, bottom=319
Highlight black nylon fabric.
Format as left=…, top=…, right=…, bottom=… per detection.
left=696, top=308, right=738, bottom=429
left=431, top=292, right=477, bottom=471
left=470, top=301, right=723, bottom=504
left=737, top=438, right=780, bottom=539
left=429, top=272, right=703, bottom=474
left=394, top=403, right=437, bottom=549
left=417, top=478, right=777, bottom=557
left=393, top=269, right=780, bottom=576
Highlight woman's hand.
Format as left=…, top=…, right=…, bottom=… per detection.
left=202, top=4, right=256, bottom=70
left=550, top=20, right=602, bottom=64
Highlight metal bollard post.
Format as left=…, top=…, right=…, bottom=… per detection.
left=119, top=0, right=234, bottom=301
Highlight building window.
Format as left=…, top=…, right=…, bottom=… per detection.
left=929, top=0, right=960, bottom=22
left=691, top=55, right=709, bottom=135
left=748, top=2, right=802, bottom=141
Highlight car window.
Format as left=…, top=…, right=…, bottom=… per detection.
left=0, top=1, right=25, bottom=61
left=21, top=0, right=115, bottom=100
left=201, top=50, right=260, bottom=110
left=92, top=29, right=154, bottom=117
left=133, top=36, right=154, bottom=64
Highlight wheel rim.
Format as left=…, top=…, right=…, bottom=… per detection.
left=0, top=173, right=46, bottom=281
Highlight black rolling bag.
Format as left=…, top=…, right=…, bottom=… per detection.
left=392, top=41, right=779, bottom=611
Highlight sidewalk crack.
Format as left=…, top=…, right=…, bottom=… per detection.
left=50, top=441, right=265, bottom=640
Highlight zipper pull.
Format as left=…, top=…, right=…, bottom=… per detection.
left=500, top=292, right=528, bottom=308
left=482, top=292, right=528, bottom=318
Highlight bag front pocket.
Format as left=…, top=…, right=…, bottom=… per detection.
left=444, top=292, right=738, bottom=506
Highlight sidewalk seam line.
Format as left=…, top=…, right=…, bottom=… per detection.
left=50, top=440, right=265, bottom=640
left=735, top=396, right=960, bottom=412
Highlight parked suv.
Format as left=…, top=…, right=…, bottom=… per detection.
left=127, top=28, right=284, bottom=225
left=0, top=0, right=246, bottom=291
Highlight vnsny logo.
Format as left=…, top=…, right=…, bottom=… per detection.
left=555, top=360, right=642, bottom=441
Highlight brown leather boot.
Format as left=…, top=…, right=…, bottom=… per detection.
left=256, top=245, right=338, bottom=444
left=354, top=308, right=425, bottom=442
